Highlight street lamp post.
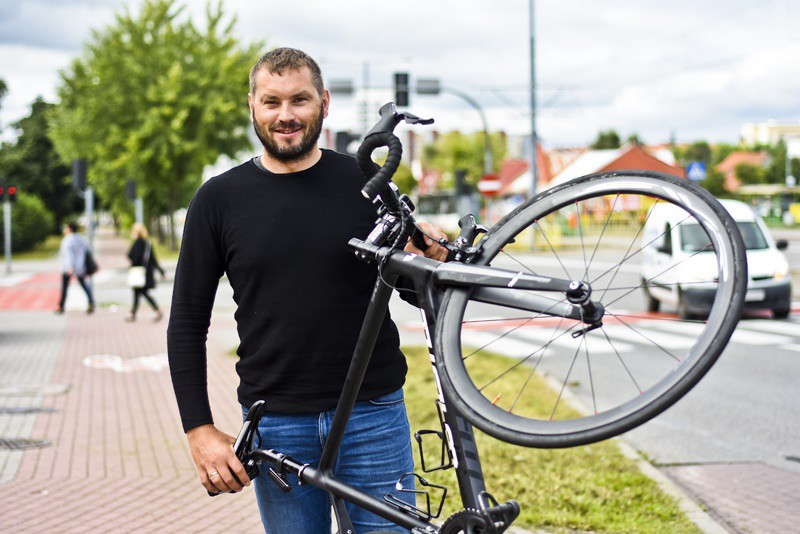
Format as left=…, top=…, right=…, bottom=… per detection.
left=529, top=0, right=539, bottom=199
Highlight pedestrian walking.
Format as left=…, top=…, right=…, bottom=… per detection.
left=126, top=223, right=165, bottom=322
left=56, top=221, right=95, bottom=315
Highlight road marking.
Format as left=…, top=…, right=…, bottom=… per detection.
left=595, top=323, right=696, bottom=348
left=735, top=320, right=800, bottom=337
left=82, top=353, right=169, bottom=373
left=514, top=327, right=634, bottom=353
left=0, top=274, right=33, bottom=287
left=654, top=320, right=794, bottom=345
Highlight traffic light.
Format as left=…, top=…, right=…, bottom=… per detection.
left=335, top=131, right=361, bottom=156
left=7, top=185, right=16, bottom=204
left=126, top=180, right=137, bottom=202
left=394, top=72, right=410, bottom=107
left=72, top=158, right=87, bottom=192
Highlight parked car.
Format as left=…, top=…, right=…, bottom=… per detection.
left=641, top=199, right=791, bottom=319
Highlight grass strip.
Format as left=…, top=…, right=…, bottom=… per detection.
left=402, top=345, right=699, bottom=533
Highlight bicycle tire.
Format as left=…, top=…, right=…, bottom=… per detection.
left=434, top=171, right=747, bottom=448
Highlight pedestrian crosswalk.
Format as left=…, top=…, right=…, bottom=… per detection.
left=459, top=316, right=800, bottom=358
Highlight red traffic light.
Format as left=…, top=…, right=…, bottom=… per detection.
left=7, top=186, right=16, bottom=195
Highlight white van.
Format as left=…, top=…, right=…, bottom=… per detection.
left=641, top=199, right=792, bottom=319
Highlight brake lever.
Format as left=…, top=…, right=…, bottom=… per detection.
left=366, top=103, right=434, bottom=137
left=208, top=400, right=266, bottom=497
left=398, top=112, right=434, bottom=126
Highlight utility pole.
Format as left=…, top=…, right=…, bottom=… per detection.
left=3, top=196, right=10, bottom=274
left=529, top=0, right=539, bottom=200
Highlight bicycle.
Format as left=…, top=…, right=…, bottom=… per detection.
left=227, top=103, right=748, bottom=533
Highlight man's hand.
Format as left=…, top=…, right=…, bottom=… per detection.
left=186, top=424, right=251, bottom=494
left=405, top=221, right=449, bottom=262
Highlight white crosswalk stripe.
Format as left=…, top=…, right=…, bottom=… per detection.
left=734, top=319, right=800, bottom=337
left=654, top=320, right=794, bottom=345
left=460, top=317, right=800, bottom=360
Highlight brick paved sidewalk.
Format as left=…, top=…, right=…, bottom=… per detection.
left=0, top=307, right=262, bottom=532
left=0, top=228, right=262, bottom=532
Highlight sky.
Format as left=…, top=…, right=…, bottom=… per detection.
left=1, top=0, right=799, bottom=149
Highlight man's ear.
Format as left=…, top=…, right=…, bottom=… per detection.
left=322, top=89, right=330, bottom=118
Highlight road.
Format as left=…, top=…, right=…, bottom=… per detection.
left=390, top=246, right=800, bottom=477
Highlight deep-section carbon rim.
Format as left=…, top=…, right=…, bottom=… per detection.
left=435, top=171, right=747, bottom=448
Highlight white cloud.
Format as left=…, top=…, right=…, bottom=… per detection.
left=1, top=0, right=799, bottom=147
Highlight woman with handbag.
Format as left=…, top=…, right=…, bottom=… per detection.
left=126, top=223, right=165, bottom=322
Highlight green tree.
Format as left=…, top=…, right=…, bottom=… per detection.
left=423, top=131, right=506, bottom=190
left=735, top=162, right=765, bottom=185
left=699, top=168, right=727, bottom=198
left=684, top=141, right=712, bottom=165
left=0, top=97, right=79, bottom=231
left=590, top=129, right=621, bottom=149
left=0, top=193, right=54, bottom=252
left=625, top=132, right=643, bottom=146
left=0, top=78, right=7, bottom=112
left=711, top=142, right=737, bottom=165
left=763, top=139, right=789, bottom=185
left=49, top=0, right=262, bottom=248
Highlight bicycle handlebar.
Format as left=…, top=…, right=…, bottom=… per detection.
left=356, top=102, right=433, bottom=207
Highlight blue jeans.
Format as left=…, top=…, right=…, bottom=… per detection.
left=245, top=388, right=415, bottom=533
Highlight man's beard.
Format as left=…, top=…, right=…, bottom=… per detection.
left=252, top=105, right=324, bottom=163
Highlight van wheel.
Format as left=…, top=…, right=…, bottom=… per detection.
left=773, top=307, right=790, bottom=319
left=677, top=290, right=693, bottom=320
left=643, top=279, right=660, bottom=312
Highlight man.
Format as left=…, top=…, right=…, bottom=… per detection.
left=167, top=47, right=446, bottom=533
left=56, top=221, right=95, bottom=314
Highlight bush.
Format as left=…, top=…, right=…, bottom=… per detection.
left=0, top=192, right=55, bottom=252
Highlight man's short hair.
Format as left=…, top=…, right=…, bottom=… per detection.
left=249, top=47, right=324, bottom=96
left=67, top=221, right=78, bottom=233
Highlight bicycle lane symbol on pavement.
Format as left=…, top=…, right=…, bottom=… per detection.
left=82, top=353, right=169, bottom=373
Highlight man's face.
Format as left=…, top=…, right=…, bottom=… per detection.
left=248, top=66, right=329, bottom=163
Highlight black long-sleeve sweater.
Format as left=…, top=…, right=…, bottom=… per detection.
left=167, top=150, right=407, bottom=432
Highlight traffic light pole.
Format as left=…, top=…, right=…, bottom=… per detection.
left=4, top=199, right=11, bottom=274
left=85, top=186, right=95, bottom=250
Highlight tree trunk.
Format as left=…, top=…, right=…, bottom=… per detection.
left=169, top=203, right=177, bottom=251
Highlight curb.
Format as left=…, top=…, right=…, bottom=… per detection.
left=614, top=441, right=729, bottom=534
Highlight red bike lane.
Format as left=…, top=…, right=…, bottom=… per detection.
left=0, top=273, right=61, bottom=311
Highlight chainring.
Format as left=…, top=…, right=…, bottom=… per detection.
left=439, top=509, right=495, bottom=534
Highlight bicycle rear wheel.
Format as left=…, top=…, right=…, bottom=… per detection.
left=435, top=171, right=747, bottom=448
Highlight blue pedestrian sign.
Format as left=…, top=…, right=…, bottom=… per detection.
left=686, top=161, right=706, bottom=182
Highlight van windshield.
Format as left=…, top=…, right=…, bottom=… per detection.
left=680, top=222, right=769, bottom=252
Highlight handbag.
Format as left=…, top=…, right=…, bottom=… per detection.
left=127, top=266, right=146, bottom=288
left=85, top=249, right=99, bottom=275
left=127, top=241, right=151, bottom=288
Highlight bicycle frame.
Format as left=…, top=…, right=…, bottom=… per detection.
left=243, top=221, right=592, bottom=532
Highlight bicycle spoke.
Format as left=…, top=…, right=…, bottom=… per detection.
left=550, top=339, right=584, bottom=421
left=533, top=220, right=573, bottom=281
left=575, top=202, right=589, bottom=282
left=599, top=197, right=654, bottom=302
left=599, top=327, right=643, bottom=394
left=609, top=312, right=682, bottom=363
left=583, top=194, right=620, bottom=284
